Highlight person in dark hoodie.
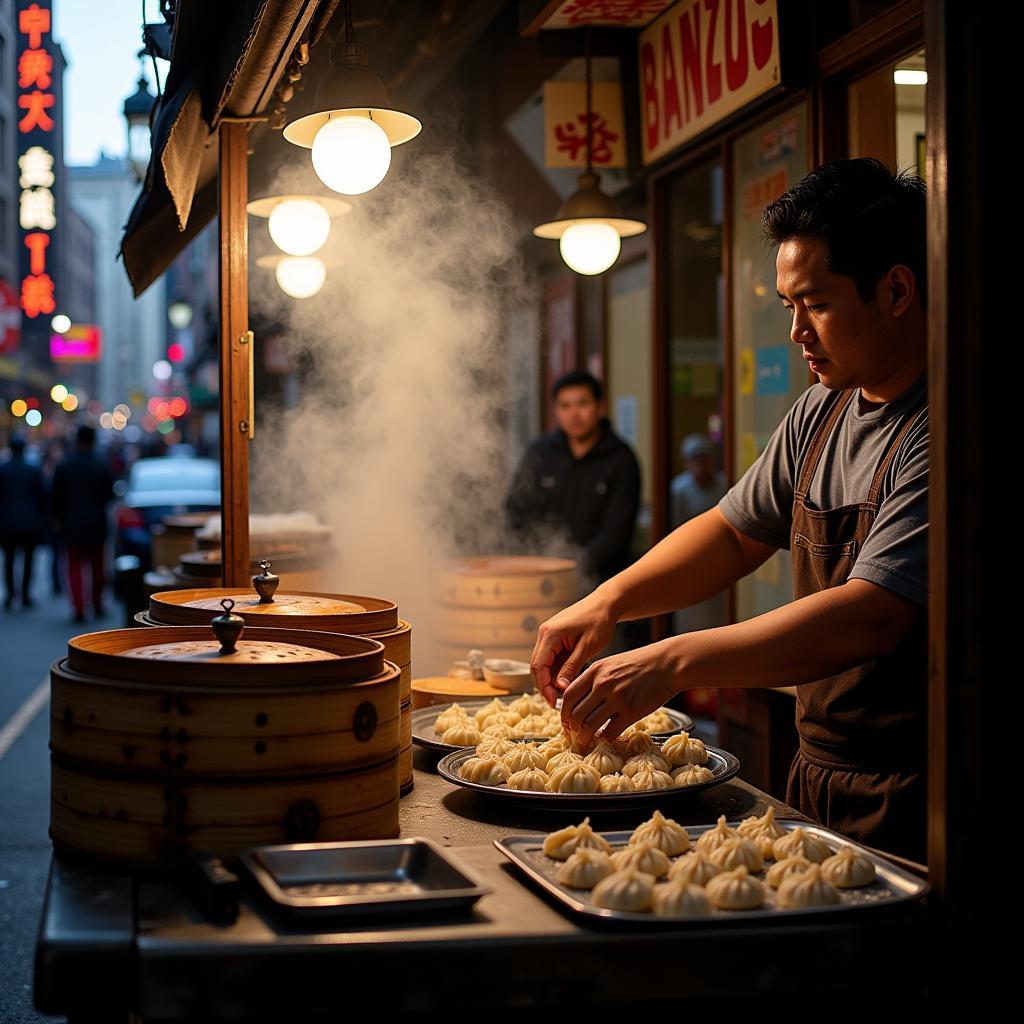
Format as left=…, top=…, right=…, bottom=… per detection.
left=506, top=370, right=640, bottom=584
left=0, top=435, right=46, bottom=609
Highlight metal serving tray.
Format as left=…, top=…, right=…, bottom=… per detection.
left=495, top=820, right=929, bottom=924
left=413, top=696, right=694, bottom=754
left=239, top=838, right=490, bottom=921
left=437, top=745, right=739, bottom=809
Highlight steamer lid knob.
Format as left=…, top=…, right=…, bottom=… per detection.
left=212, top=598, right=245, bottom=654
left=252, top=559, right=279, bottom=603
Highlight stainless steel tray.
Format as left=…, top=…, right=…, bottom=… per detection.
left=239, top=838, right=490, bottom=920
left=437, top=745, right=739, bottom=809
left=413, top=696, right=694, bottom=754
left=495, top=820, right=929, bottom=924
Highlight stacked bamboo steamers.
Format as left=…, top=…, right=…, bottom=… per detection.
left=51, top=561, right=412, bottom=867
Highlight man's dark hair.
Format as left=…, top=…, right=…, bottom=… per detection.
left=76, top=425, right=96, bottom=448
left=552, top=369, right=602, bottom=402
left=8, top=435, right=25, bottom=455
left=762, top=157, right=927, bottom=304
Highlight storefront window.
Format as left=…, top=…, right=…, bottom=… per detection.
left=731, top=103, right=809, bottom=620
left=664, top=157, right=725, bottom=516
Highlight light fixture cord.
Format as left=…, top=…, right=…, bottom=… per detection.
left=584, top=27, right=593, bottom=173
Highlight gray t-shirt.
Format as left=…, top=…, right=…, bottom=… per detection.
left=719, top=374, right=928, bottom=607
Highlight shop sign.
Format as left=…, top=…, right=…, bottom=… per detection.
left=639, top=0, right=780, bottom=165
left=544, top=81, right=626, bottom=168
left=536, top=1, right=675, bottom=30
left=0, top=279, right=21, bottom=354
left=51, top=323, right=101, bottom=362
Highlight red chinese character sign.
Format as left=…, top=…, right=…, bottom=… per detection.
left=527, top=1, right=674, bottom=32
left=544, top=81, right=626, bottom=169
left=16, top=1, right=58, bottom=323
left=639, top=0, right=781, bottom=166
left=0, top=279, right=21, bottom=355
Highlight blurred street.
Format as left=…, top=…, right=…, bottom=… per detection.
left=0, top=552, right=115, bottom=1024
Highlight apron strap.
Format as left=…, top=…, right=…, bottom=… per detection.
left=794, top=388, right=855, bottom=500
left=866, top=395, right=928, bottom=505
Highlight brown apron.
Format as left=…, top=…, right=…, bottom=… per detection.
left=785, top=387, right=928, bottom=863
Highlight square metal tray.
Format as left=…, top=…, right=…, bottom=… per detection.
left=495, top=819, right=928, bottom=925
left=240, top=838, right=490, bottom=921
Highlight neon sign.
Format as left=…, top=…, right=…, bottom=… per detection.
left=17, top=2, right=57, bottom=320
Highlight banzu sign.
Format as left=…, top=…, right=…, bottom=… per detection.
left=639, top=0, right=780, bottom=165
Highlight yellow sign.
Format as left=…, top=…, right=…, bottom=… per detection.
left=638, top=0, right=781, bottom=165
left=544, top=81, right=626, bottom=169
left=739, top=347, right=754, bottom=395
left=739, top=431, right=759, bottom=473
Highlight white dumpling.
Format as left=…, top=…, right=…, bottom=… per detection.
left=622, top=752, right=671, bottom=777
left=708, top=837, right=764, bottom=873
left=750, top=833, right=778, bottom=861
left=651, top=879, right=712, bottom=917
left=820, top=847, right=876, bottom=889
left=610, top=840, right=670, bottom=878
left=481, top=722, right=517, bottom=739
left=660, top=731, right=708, bottom=766
left=582, top=739, right=625, bottom=776
left=673, top=763, right=715, bottom=786
left=772, top=828, right=832, bottom=864
left=736, top=805, right=787, bottom=841
left=506, top=766, right=549, bottom=791
left=641, top=709, right=676, bottom=733
left=547, top=761, right=601, bottom=793
left=473, top=698, right=508, bottom=726
left=630, top=766, right=675, bottom=791
left=502, top=744, right=548, bottom=774
left=591, top=867, right=655, bottom=912
left=537, top=733, right=572, bottom=761
left=514, top=714, right=550, bottom=737
left=668, top=852, right=724, bottom=887
left=485, top=710, right=523, bottom=729
left=598, top=773, right=637, bottom=793
left=618, top=728, right=657, bottom=756
left=475, top=736, right=515, bottom=759
left=705, top=866, right=765, bottom=910
left=458, top=756, right=510, bottom=785
left=434, top=704, right=470, bottom=734
left=695, top=815, right=739, bottom=855
left=630, top=810, right=691, bottom=856
left=542, top=817, right=613, bottom=860
left=776, top=863, right=840, bottom=908
left=546, top=750, right=584, bottom=772
left=442, top=721, right=482, bottom=746
left=765, top=855, right=812, bottom=890
left=556, top=848, right=614, bottom=889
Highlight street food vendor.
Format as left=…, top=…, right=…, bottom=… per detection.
left=531, top=158, right=929, bottom=862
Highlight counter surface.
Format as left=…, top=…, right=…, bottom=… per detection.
left=36, top=752, right=930, bottom=1017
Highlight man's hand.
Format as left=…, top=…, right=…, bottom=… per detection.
left=559, top=639, right=680, bottom=747
left=530, top=592, right=618, bottom=706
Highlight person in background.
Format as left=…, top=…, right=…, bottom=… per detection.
left=52, top=426, right=115, bottom=623
left=669, top=434, right=728, bottom=633
left=42, top=439, right=66, bottom=596
left=0, top=435, right=46, bottom=609
left=506, top=370, right=640, bottom=586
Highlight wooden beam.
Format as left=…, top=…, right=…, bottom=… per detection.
left=217, top=122, right=251, bottom=587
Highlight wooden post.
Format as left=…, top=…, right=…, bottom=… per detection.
left=217, top=122, right=251, bottom=586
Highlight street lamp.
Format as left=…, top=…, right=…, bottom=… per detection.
left=123, top=68, right=156, bottom=183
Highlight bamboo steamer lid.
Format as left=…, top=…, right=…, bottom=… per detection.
left=438, top=556, right=577, bottom=609
left=50, top=621, right=401, bottom=865
left=411, top=676, right=513, bottom=709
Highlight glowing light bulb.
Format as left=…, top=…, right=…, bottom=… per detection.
left=153, top=360, right=172, bottom=381
left=25, top=409, right=42, bottom=427
left=275, top=256, right=326, bottom=299
left=312, top=115, right=391, bottom=196
left=50, top=384, right=69, bottom=403
left=558, top=222, right=622, bottom=276
left=51, top=314, right=71, bottom=334
left=267, top=198, right=331, bottom=256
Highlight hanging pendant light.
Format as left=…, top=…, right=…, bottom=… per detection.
left=283, top=0, right=421, bottom=196
left=534, top=31, right=645, bottom=275
left=247, top=194, right=350, bottom=257
left=256, top=254, right=329, bottom=299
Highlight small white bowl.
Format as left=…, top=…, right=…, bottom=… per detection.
left=482, top=659, right=533, bottom=693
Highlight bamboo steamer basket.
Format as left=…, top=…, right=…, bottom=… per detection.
left=141, top=580, right=414, bottom=792
left=411, top=676, right=514, bottom=709
left=50, top=624, right=400, bottom=867
left=150, top=512, right=210, bottom=569
left=175, top=547, right=330, bottom=592
left=434, top=557, right=575, bottom=666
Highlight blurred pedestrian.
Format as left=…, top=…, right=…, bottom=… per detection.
left=0, top=435, right=46, bottom=609
left=52, top=426, right=115, bottom=622
left=42, top=439, right=65, bottom=595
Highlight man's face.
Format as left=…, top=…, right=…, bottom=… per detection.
left=687, top=453, right=713, bottom=486
left=554, top=385, right=602, bottom=440
left=776, top=236, right=911, bottom=391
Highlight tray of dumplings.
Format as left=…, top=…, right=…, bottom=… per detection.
left=436, top=728, right=739, bottom=808
left=494, top=809, right=929, bottom=924
left=413, top=693, right=693, bottom=754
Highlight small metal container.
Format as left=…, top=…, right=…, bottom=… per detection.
left=240, top=838, right=490, bottom=921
